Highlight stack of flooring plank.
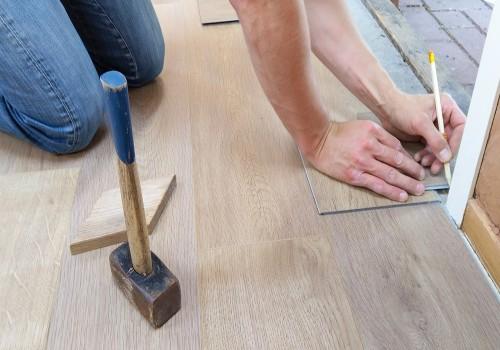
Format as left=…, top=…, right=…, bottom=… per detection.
left=0, top=0, right=499, bottom=349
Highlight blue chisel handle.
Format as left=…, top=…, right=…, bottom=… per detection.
left=100, top=71, right=136, bottom=164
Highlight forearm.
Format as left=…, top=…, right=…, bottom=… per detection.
left=230, top=0, right=330, bottom=155
left=304, top=0, right=402, bottom=121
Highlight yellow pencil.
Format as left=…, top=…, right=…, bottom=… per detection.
left=428, top=50, right=452, bottom=185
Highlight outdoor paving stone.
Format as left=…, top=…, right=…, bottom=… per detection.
left=465, top=8, right=493, bottom=32
left=447, top=27, right=486, bottom=63
left=401, top=6, right=450, bottom=41
left=432, top=10, right=475, bottom=29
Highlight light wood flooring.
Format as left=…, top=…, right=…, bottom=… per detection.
left=0, top=1, right=498, bottom=349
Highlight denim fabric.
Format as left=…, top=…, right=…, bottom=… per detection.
left=0, top=0, right=164, bottom=154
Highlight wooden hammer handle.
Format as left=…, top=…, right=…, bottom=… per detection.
left=101, top=71, right=152, bottom=276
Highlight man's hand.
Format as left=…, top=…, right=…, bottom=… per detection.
left=381, top=92, right=466, bottom=174
left=305, top=120, right=426, bottom=202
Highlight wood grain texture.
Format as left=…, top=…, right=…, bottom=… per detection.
left=302, top=156, right=440, bottom=214
left=199, top=235, right=363, bottom=349
left=463, top=199, right=500, bottom=287
left=475, top=98, right=500, bottom=230
left=70, top=175, right=176, bottom=255
left=0, top=1, right=498, bottom=349
left=47, top=3, right=200, bottom=349
left=325, top=203, right=500, bottom=349
left=188, top=14, right=334, bottom=252
left=0, top=169, right=79, bottom=350
left=197, top=0, right=237, bottom=24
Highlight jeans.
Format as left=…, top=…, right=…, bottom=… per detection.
left=0, top=0, right=164, bottom=154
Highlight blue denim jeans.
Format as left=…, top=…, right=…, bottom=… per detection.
left=0, top=0, right=164, bottom=154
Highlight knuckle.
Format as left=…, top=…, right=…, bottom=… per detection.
left=394, top=151, right=404, bottom=166
left=386, top=168, right=397, bottom=182
left=364, top=121, right=378, bottom=133
left=361, top=138, right=376, bottom=151
left=352, top=154, right=367, bottom=168
left=410, top=117, right=422, bottom=133
left=345, top=167, right=361, bottom=183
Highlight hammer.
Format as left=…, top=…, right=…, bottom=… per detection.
left=100, top=71, right=181, bottom=328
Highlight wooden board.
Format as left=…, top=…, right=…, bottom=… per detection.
left=197, top=0, right=238, bottom=24
left=463, top=199, right=500, bottom=287
left=0, top=169, right=79, bottom=350
left=302, top=111, right=443, bottom=214
left=70, top=175, right=176, bottom=255
left=0, top=1, right=498, bottom=349
left=199, top=235, right=364, bottom=349
left=300, top=59, right=442, bottom=214
left=475, top=97, right=500, bottom=229
left=188, top=15, right=342, bottom=251
left=326, top=203, right=500, bottom=349
left=46, top=3, right=201, bottom=348
left=302, top=157, right=440, bottom=214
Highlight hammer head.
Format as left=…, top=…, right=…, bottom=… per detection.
left=109, top=243, right=181, bottom=328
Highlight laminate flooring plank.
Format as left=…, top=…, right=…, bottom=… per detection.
left=0, top=169, right=79, bottom=350
left=301, top=60, right=442, bottom=214
left=199, top=235, right=364, bottom=349
left=197, top=0, right=238, bottom=24
left=325, top=203, right=500, bottom=349
left=47, top=3, right=200, bottom=349
left=0, top=129, right=88, bottom=174
left=301, top=157, right=441, bottom=215
left=187, top=18, right=334, bottom=252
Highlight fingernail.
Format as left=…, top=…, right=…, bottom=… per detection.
left=414, top=153, right=421, bottom=162
left=416, top=183, right=425, bottom=195
left=399, top=192, right=408, bottom=202
left=419, top=168, right=426, bottom=180
left=438, top=148, right=452, bottom=162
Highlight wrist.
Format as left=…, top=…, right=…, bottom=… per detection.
left=294, top=118, right=332, bottom=159
left=377, top=87, right=406, bottom=123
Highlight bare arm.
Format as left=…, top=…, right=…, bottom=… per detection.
left=229, top=0, right=330, bottom=154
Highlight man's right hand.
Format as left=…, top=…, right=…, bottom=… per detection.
left=304, top=120, right=426, bottom=202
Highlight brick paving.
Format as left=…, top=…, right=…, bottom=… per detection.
left=398, top=0, right=493, bottom=96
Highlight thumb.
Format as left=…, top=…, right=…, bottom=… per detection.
left=416, top=120, right=452, bottom=162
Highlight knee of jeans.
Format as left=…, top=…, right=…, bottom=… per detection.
left=128, top=35, right=165, bottom=87
left=41, top=99, right=103, bottom=155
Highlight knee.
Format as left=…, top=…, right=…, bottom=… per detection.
left=127, top=28, right=165, bottom=87
left=24, top=95, right=103, bottom=155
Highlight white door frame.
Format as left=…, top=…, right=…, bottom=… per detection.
left=447, top=4, right=500, bottom=226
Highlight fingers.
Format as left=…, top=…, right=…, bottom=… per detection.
left=367, top=159, right=425, bottom=196
left=357, top=172, right=409, bottom=202
left=413, top=119, right=452, bottom=163
left=373, top=144, right=425, bottom=180
left=430, top=159, right=443, bottom=174
left=373, top=125, right=403, bottom=151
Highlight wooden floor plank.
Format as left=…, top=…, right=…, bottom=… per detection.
left=302, top=157, right=441, bottom=214
left=47, top=3, right=200, bottom=349
left=197, top=0, right=238, bottom=24
left=0, top=169, right=79, bottom=350
left=199, top=236, right=364, bottom=349
left=187, top=17, right=334, bottom=252
left=325, top=204, right=500, bottom=349
left=301, top=63, right=443, bottom=215
left=0, top=1, right=497, bottom=349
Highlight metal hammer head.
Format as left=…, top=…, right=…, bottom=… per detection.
left=109, top=243, right=181, bottom=328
